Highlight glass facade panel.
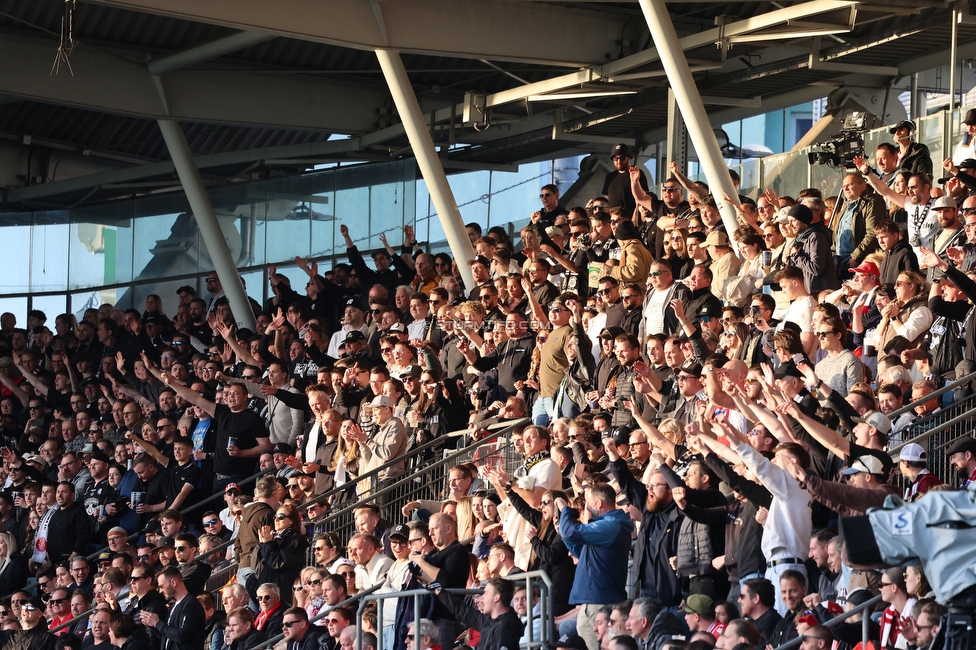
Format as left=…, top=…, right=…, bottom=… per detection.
left=30, top=222, right=69, bottom=293
left=32, top=294, right=67, bottom=322
left=0, top=103, right=972, bottom=326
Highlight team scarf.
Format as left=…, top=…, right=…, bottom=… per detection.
left=32, top=504, right=59, bottom=564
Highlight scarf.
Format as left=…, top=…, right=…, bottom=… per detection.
left=32, top=504, right=58, bottom=564
left=519, top=450, right=549, bottom=477
left=254, top=601, right=282, bottom=631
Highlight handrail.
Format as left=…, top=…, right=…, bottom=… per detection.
left=295, top=417, right=527, bottom=519
left=888, top=371, right=976, bottom=419
left=255, top=583, right=384, bottom=649
left=358, top=587, right=482, bottom=650
left=305, top=418, right=525, bottom=528
left=772, top=594, right=882, bottom=650
left=888, top=408, right=976, bottom=457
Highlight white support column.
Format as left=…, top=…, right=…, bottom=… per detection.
left=375, top=48, right=477, bottom=289
left=157, top=119, right=256, bottom=330
left=637, top=0, right=742, bottom=246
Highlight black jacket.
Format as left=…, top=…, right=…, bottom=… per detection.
left=285, top=626, right=327, bottom=650
left=154, top=595, right=206, bottom=650
left=879, top=240, right=920, bottom=286
left=505, top=487, right=576, bottom=616
left=0, top=627, right=56, bottom=650
left=608, top=458, right=683, bottom=605
left=254, top=529, right=310, bottom=602
left=46, top=503, right=91, bottom=563
left=437, top=591, right=524, bottom=650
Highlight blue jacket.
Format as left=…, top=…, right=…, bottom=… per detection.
left=558, top=506, right=634, bottom=605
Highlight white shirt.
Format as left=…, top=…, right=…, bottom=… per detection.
left=780, top=295, right=817, bottom=333
left=326, top=323, right=369, bottom=358
left=735, top=441, right=811, bottom=561
left=643, top=289, right=670, bottom=336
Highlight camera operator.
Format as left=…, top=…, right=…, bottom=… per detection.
left=890, top=120, right=933, bottom=177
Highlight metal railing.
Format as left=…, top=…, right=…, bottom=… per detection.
left=297, top=418, right=527, bottom=563
left=773, top=594, right=883, bottom=650
left=255, top=583, right=384, bottom=649
left=359, top=570, right=554, bottom=650
left=888, top=392, right=976, bottom=488
left=888, top=370, right=976, bottom=420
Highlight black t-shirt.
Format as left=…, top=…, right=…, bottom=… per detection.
left=603, top=168, right=649, bottom=215
left=134, top=466, right=168, bottom=525
left=166, top=461, right=202, bottom=504
left=81, top=477, right=117, bottom=517
left=212, top=404, right=268, bottom=476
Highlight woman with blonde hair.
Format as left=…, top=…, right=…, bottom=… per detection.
left=329, top=419, right=360, bottom=509
left=0, top=531, right=25, bottom=596
left=664, top=228, right=694, bottom=279
left=455, top=496, right=476, bottom=543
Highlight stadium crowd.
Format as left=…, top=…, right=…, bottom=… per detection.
left=0, top=117, right=971, bottom=650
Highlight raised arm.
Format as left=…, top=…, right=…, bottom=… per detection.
left=627, top=399, right=677, bottom=460
left=161, top=373, right=216, bottom=417
left=854, top=156, right=907, bottom=208
left=669, top=161, right=708, bottom=202
left=782, top=398, right=849, bottom=458
left=521, top=277, right=549, bottom=329
left=631, top=167, right=656, bottom=211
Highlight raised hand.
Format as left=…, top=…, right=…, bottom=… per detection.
left=340, top=224, right=349, bottom=237
left=852, top=155, right=869, bottom=175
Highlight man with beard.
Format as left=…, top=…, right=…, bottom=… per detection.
left=607, top=458, right=683, bottom=609
left=603, top=144, right=648, bottom=216
left=949, top=437, right=976, bottom=487
left=926, top=197, right=966, bottom=281
left=46, top=481, right=90, bottom=565
left=604, top=334, right=645, bottom=428
left=139, top=567, right=205, bottom=650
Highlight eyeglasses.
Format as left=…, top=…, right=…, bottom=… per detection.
left=676, top=375, right=696, bottom=382
left=963, top=208, right=976, bottom=216
left=549, top=307, right=565, bottom=313
left=815, top=331, right=835, bottom=338
left=325, top=618, right=341, bottom=624
left=479, top=296, right=493, bottom=301
left=408, top=538, right=424, bottom=545
left=380, top=347, right=393, bottom=353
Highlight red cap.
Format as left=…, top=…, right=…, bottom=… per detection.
left=224, top=482, right=242, bottom=494
left=851, top=261, right=880, bottom=277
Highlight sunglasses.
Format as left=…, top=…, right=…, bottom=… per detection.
left=293, top=585, right=304, bottom=592
left=282, top=621, right=301, bottom=628
left=815, top=331, right=836, bottom=338
left=232, top=511, right=243, bottom=517
left=275, top=514, right=290, bottom=520
left=540, top=499, right=552, bottom=506
left=130, top=575, right=148, bottom=582
left=174, top=546, right=189, bottom=552
left=49, top=598, right=67, bottom=604
left=549, top=307, right=565, bottom=313
left=203, top=519, right=219, bottom=526
left=22, top=606, right=36, bottom=612
left=306, top=580, right=321, bottom=586
left=258, top=595, right=275, bottom=602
